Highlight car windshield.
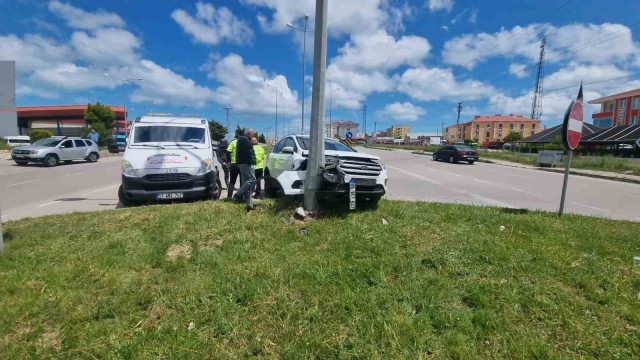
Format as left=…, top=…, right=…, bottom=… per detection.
left=455, top=146, right=474, bottom=151
left=296, top=137, right=355, bottom=152
left=32, top=138, right=62, bottom=147
left=132, top=125, right=206, bottom=144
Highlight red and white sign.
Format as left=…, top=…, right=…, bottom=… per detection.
left=563, top=100, right=584, bottom=150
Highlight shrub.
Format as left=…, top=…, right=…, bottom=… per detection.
left=29, top=129, right=54, bottom=143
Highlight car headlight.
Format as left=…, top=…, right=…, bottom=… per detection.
left=196, top=159, right=213, bottom=175
left=122, top=160, right=138, bottom=177
left=325, top=155, right=339, bottom=169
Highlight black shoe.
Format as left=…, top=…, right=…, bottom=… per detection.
left=246, top=204, right=255, bottom=211
left=233, top=193, right=243, bottom=202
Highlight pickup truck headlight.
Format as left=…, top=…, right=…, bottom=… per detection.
left=122, top=160, right=139, bottom=177
left=325, top=155, right=339, bottom=169
left=196, top=159, right=213, bottom=175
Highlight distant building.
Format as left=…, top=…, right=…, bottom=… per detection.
left=324, top=120, right=359, bottom=138
left=17, top=104, right=127, bottom=136
left=588, top=88, right=640, bottom=128
left=386, top=125, right=411, bottom=139
left=405, top=132, right=442, bottom=145
left=445, top=114, right=540, bottom=145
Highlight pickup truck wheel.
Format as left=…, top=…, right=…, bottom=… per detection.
left=44, top=154, right=59, bottom=167
left=118, top=185, right=140, bottom=207
left=432, top=154, right=437, bottom=161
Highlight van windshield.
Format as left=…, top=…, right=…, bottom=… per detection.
left=133, top=125, right=206, bottom=144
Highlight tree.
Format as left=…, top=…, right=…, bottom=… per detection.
left=503, top=131, right=523, bottom=143
left=84, top=102, right=115, bottom=146
left=258, top=133, right=266, bottom=143
left=234, top=125, right=245, bottom=138
left=208, top=120, right=228, bottom=141
left=29, top=129, right=53, bottom=142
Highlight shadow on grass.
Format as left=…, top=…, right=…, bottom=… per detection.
left=2, top=229, right=14, bottom=242
left=500, top=208, right=530, bottom=215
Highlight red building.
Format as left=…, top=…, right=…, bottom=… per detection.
left=588, top=88, right=640, bottom=128
left=17, top=104, right=127, bottom=136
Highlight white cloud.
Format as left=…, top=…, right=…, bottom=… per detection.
left=332, top=30, right=431, bottom=72
left=171, top=2, right=253, bottom=46
left=0, top=34, right=71, bottom=74
left=241, top=0, right=408, bottom=37
left=16, top=84, right=60, bottom=99
left=377, top=102, right=426, bottom=121
left=508, top=63, right=528, bottom=78
left=71, top=28, right=142, bottom=65
left=48, top=1, right=125, bottom=30
left=544, top=63, right=630, bottom=90
left=30, top=63, right=116, bottom=90
left=427, top=0, right=454, bottom=12
left=202, top=53, right=299, bottom=114
left=442, top=23, right=640, bottom=69
left=396, top=67, right=496, bottom=101
left=442, top=25, right=448, bottom=32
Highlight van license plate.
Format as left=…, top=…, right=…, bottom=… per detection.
left=156, top=193, right=184, bottom=200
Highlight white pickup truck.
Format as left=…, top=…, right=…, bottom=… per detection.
left=263, top=135, right=388, bottom=205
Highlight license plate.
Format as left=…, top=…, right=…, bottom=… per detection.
left=14, top=155, right=26, bottom=158
left=354, top=178, right=376, bottom=186
left=156, top=192, right=184, bottom=200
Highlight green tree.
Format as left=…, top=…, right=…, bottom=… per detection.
left=503, top=131, right=524, bottom=143
left=84, top=102, right=115, bottom=146
left=234, top=125, right=245, bottom=138
left=29, top=129, right=53, bottom=142
left=208, top=120, right=228, bottom=141
left=258, top=133, right=266, bottom=144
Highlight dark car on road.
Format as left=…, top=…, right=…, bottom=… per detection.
left=432, top=145, right=479, bottom=164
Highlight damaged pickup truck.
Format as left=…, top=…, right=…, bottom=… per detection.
left=263, top=135, right=388, bottom=205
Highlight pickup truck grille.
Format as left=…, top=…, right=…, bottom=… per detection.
left=338, top=158, right=382, bottom=177
left=145, top=173, right=190, bottom=182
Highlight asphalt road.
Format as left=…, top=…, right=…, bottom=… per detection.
left=363, top=147, right=640, bottom=222
left=1, top=148, right=639, bottom=222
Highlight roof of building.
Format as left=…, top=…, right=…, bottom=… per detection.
left=581, top=125, right=640, bottom=143
left=406, top=132, right=441, bottom=137
left=460, top=114, right=537, bottom=125
left=517, top=123, right=603, bottom=143
left=588, top=88, right=640, bottom=104
left=17, top=104, right=125, bottom=112
left=326, top=120, right=359, bottom=126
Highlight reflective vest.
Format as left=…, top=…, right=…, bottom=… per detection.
left=253, top=144, right=265, bottom=169
left=227, top=139, right=237, bottom=164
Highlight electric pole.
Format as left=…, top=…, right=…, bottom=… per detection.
left=530, top=36, right=546, bottom=120
left=222, top=105, right=233, bottom=131
left=362, top=104, right=367, bottom=136
left=303, top=0, right=328, bottom=212
left=456, top=102, right=463, bottom=143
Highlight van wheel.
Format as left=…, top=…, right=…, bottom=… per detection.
left=118, top=185, right=139, bottom=207
left=44, top=154, right=59, bottom=167
left=210, top=178, right=222, bottom=200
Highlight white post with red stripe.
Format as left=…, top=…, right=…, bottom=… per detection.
left=559, top=85, right=584, bottom=216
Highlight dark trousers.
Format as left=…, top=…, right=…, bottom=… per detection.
left=227, top=163, right=241, bottom=198
left=254, top=168, right=263, bottom=196
left=221, top=162, right=230, bottom=187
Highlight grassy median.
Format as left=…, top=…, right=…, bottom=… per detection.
left=1, top=200, right=640, bottom=359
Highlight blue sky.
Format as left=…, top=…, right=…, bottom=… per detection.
left=2, top=0, right=640, bottom=136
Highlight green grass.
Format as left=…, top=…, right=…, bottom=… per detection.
left=2, top=200, right=640, bottom=359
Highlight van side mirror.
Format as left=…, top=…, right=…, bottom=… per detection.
left=281, top=146, right=294, bottom=154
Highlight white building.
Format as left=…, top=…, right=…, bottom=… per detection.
left=324, top=121, right=359, bottom=138
left=405, top=132, right=443, bottom=145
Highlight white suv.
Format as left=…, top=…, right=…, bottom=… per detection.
left=11, top=137, right=100, bottom=167
left=264, top=135, right=388, bottom=205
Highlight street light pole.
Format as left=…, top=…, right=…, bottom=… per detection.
left=266, top=83, right=279, bottom=142
left=104, top=73, right=142, bottom=137
left=287, top=15, right=312, bottom=135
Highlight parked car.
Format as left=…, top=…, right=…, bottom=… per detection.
left=432, top=145, right=479, bottom=164
left=264, top=135, right=388, bottom=205
left=3, top=135, right=31, bottom=147
left=11, top=136, right=100, bottom=166
left=118, top=114, right=222, bottom=207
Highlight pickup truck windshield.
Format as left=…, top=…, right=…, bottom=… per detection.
left=132, top=126, right=206, bottom=144
left=296, top=137, right=355, bottom=152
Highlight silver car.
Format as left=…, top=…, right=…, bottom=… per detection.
left=11, top=136, right=100, bottom=167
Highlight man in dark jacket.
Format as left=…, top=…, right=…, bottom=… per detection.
left=216, top=139, right=230, bottom=188
left=232, top=128, right=257, bottom=210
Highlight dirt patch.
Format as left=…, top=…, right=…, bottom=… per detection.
left=143, top=303, right=165, bottom=329
left=166, top=243, right=192, bottom=261
left=37, top=329, right=60, bottom=349
left=199, top=236, right=227, bottom=251
left=24, top=279, right=45, bottom=288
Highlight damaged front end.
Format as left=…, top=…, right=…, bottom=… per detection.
left=318, top=155, right=386, bottom=198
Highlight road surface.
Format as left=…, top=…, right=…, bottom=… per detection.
left=1, top=148, right=639, bottom=222
left=364, top=147, right=640, bottom=222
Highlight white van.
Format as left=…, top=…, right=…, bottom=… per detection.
left=3, top=135, right=31, bottom=147
left=118, top=114, right=222, bottom=206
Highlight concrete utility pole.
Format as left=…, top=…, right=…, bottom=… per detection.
left=303, top=0, right=328, bottom=211
left=456, top=102, right=463, bottom=142
left=222, top=105, right=233, bottom=131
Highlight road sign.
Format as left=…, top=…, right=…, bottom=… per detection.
left=345, top=131, right=353, bottom=139
left=636, top=138, right=640, bottom=148
left=562, top=91, right=584, bottom=150
left=344, top=139, right=353, bottom=147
